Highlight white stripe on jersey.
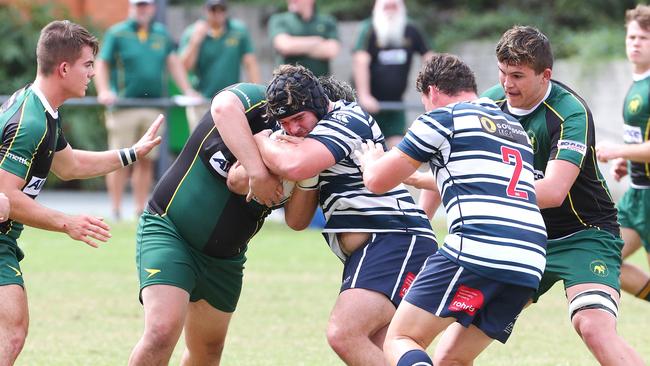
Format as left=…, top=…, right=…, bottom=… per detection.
left=448, top=150, right=535, bottom=172
left=456, top=131, right=534, bottom=155
left=445, top=200, right=546, bottom=230
left=442, top=245, right=543, bottom=280
left=450, top=218, right=547, bottom=237
left=445, top=234, right=546, bottom=270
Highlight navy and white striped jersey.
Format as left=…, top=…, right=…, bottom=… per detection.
left=307, top=100, right=435, bottom=260
left=398, top=98, right=546, bottom=289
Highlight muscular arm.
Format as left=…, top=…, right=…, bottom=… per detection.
left=212, top=92, right=281, bottom=205
left=0, top=169, right=109, bottom=247
left=597, top=141, right=650, bottom=163
left=254, top=133, right=335, bottom=181
left=51, top=115, right=163, bottom=180
left=283, top=186, right=319, bottom=231
left=420, top=189, right=441, bottom=220
left=534, top=159, right=580, bottom=209
left=361, top=146, right=421, bottom=194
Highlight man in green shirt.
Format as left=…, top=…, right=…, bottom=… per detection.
left=0, top=20, right=162, bottom=365
left=268, top=0, right=340, bottom=77
left=597, top=4, right=650, bottom=305
left=483, top=25, right=643, bottom=366
left=180, top=0, right=261, bottom=131
left=95, top=0, right=200, bottom=220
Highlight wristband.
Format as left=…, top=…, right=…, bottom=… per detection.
left=297, top=175, right=319, bottom=190
left=118, top=147, right=137, bottom=167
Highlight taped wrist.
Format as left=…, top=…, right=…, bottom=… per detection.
left=297, top=175, right=319, bottom=190
left=118, top=147, right=137, bottom=167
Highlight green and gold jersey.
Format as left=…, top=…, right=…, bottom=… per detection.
left=483, top=80, right=619, bottom=239
left=148, top=83, right=276, bottom=258
left=622, top=73, right=650, bottom=187
left=0, top=85, right=68, bottom=240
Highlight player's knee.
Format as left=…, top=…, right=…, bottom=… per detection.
left=4, top=325, right=27, bottom=360
left=143, top=318, right=184, bottom=350
left=326, top=321, right=355, bottom=355
left=569, top=289, right=618, bottom=339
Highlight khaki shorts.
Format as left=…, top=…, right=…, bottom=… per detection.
left=105, top=108, right=165, bottom=159
left=185, top=103, right=211, bottom=132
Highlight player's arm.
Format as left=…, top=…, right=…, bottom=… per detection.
left=179, top=21, right=208, bottom=71
left=213, top=92, right=281, bottom=206
left=353, top=50, right=379, bottom=113
left=254, top=130, right=335, bottom=181
left=166, top=53, right=201, bottom=97
left=226, top=161, right=250, bottom=195
left=357, top=142, right=421, bottom=194
left=0, top=169, right=109, bottom=247
left=420, top=188, right=441, bottom=220
left=284, top=184, right=319, bottom=231
left=0, top=192, right=9, bottom=222
left=534, top=159, right=579, bottom=209
left=51, top=115, right=163, bottom=180
left=597, top=141, right=650, bottom=163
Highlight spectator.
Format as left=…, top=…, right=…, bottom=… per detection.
left=179, top=0, right=261, bottom=131
left=353, top=0, right=432, bottom=147
left=268, top=0, right=340, bottom=77
left=94, top=0, right=200, bottom=220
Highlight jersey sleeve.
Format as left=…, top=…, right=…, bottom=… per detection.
left=397, top=111, right=453, bottom=166
left=55, top=125, right=68, bottom=152
left=322, top=15, right=339, bottom=40
left=98, top=28, right=117, bottom=64
left=480, top=84, right=507, bottom=102
left=225, top=83, right=266, bottom=110
left=307, top=112, right=371, bottom=163
left=0, top=113, right=47, bottom=179
left=353, top=19, right=372, bottom=52
left=240, top=25, right=255, bottom=54
left=267, top=14, right=288, bottom=40
left=549, top=110, right=589, bottom=168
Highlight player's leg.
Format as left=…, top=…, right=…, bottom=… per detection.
left=433, top=323, right=493, bottom=366
left=566, top=282, right=644, bottom=366
left=327, top=288, right=395, bottom=365
left=619, top=227, right=650, bottom=298
left=181, top=300, right=233, bottom=366
left=0, top=284, right=28, bottom=366
left=129, top=285, right=189, bottom=366
left=384, top=301, right=453, bottom=366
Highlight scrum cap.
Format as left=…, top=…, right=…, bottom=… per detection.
left=266, top=65, right=329, bottom=120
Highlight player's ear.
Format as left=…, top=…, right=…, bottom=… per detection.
left=541, top=68, right=552, bottom=83
left=56, top=61, right=69, bottom=78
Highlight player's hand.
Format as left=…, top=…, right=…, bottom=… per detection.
left=63, top=215, right=111, bottom=248
left=97, top=90, right=117, bottom=106
left=133, top=114, right=164, bottom=159
left=610, top=157, right=628, bottom=182
left=596, top=142, right=621, bottom=163
left=354, top=140, right=385, bottom=171
left=273, top=133, right=304, bottom=144
left=358, top=93, right=380, bottom=114
left=403, top=170, right=437, bottom=190
left=0, top=192, right=10, bottom=222
left=246, top=170, right=283, bottom=207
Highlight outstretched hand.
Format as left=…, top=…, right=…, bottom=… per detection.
left=354, top=140, right=385, bottom=171
left=134, top=114, right=164, bottom=159
left=63, top=215, right=111, bottom=248
left=609, top=157, right=628, bottom=182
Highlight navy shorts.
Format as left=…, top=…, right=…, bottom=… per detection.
left=404, top=253, right=534, bottom=343
left=341, top=233, right=437, bottom=307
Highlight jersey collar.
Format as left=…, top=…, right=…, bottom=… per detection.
left=633, top=69, right=650, bottom=82
left=30, top=84, right=59, bottom=119
left=506, top=82, right=552, bottom=117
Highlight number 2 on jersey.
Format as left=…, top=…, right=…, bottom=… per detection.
left=500, top=146, right=529, bottom=200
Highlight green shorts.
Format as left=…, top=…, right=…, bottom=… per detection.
left=136, top=210, right=246, bottom=313
left=373, top=109, right=406, bottom=138
left=0, top=236, right=24, bottom=287
left=617, top=187, right=650, bottom=252
left=533, top=228, right=622, bottom=302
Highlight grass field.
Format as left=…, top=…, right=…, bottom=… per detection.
left=14, top=219, right=650, bottom=365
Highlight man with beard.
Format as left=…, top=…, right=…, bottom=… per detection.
left=95, top=0, right=200, bottom=220
left=353, top=0, right=432, bottom=147
left=268, top=0, right=340, bottom=77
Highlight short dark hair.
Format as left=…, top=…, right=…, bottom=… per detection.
left=495, top=25, right=553, bottom=74
left=416, top=53, right=477, bottom=96
left=266, top=64, right=329, bottom=120
left=37, top=20, right=98, bottom=76
left=626, top=4, right=650, bottom=30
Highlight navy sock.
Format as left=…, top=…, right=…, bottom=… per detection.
left=396, top=349, right=433, bottom=366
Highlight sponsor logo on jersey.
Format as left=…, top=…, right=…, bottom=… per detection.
left=5, top=152, right=28, bottom=166
left=589, top=260, right=609, bottom=277
left=623, top=124, right=643, bottom=144
left=480, top=116, right=497, bottom=133
left=628, top=94, right=643, bottom=115
left=377, top=49, right=407, bottom=65
left=23, top=176, right=46, bottom=196
left=7, top=264, right=21, bottom=277
left=209, top=151, right=231, bottom=178
left=557, top=140, right=587, bottom=156
left=226, top=37, right=240, bottom=47
left=144, top=268, right=161, bottom=279
left=527, top=131, right=538, bottom=153
left=448, top=285, right=484, bottom=316
left=330, top=112, right=350, bottom=125
left=399, top=272, right=416, bottom=298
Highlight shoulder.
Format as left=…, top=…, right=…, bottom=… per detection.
left=547, top=81, right=590, bottom=119
left=315, top=12, right=338, bottom=26
left=481, top=84, right=506, bottom=103
left=224, top=83, right=266, bottom=109
left=105, top=20, right=132, bottom=36
left=228, top=19, right=249, bottom=32
left=17, top=92, right=48, bottom=137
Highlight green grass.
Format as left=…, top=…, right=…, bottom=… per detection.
left=13, top=220, right=650, bottom=365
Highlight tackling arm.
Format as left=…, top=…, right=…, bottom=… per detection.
left=358, top=143, right=421, bottom=194
left=534, top=159, right=580, bottom=209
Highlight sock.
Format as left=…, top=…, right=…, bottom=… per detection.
left=636, top=279, right=650, bottom=302
left=396, top=349, right=433, bottom=366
